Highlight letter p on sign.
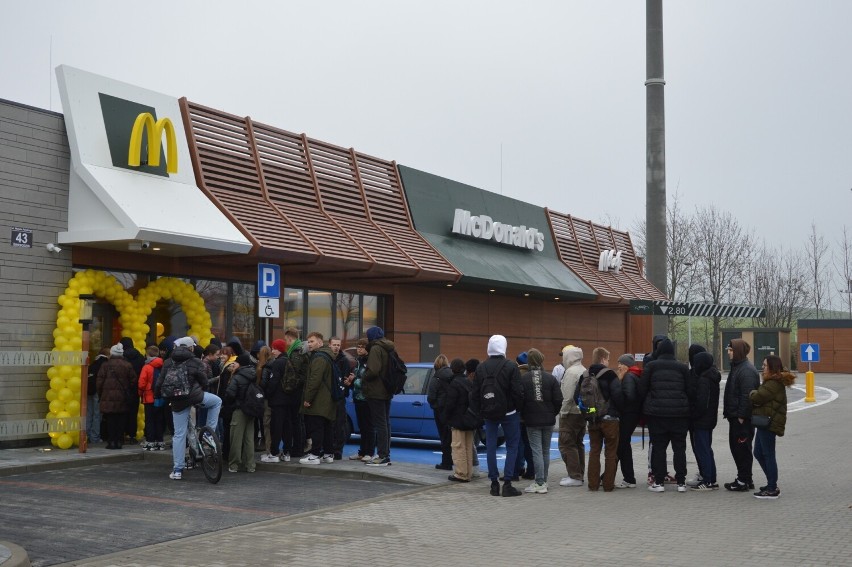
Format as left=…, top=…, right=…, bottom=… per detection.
left=257, top=263, right=280, bottom=298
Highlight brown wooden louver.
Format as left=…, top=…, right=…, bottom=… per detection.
left=180, top=99, right=458, bottom=282
left=547, top=210, right=667, bottom=302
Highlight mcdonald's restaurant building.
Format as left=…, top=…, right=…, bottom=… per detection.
left=0, top=66, right=665, bottom=447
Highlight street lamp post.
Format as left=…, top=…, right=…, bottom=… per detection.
left=77, top=294, right=95, bottom=453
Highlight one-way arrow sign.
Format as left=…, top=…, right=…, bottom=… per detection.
left=800, top=343, right=820, bottom=363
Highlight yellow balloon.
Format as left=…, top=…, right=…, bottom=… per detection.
left=156, top=322, right=164, bottom=335
left=49, top=400, right=65, bottom=413
left=58, top=388, right=73, bottom=402
left=65, top=400, right=81, bottom=416
left=50, top=377, right=66, bottom=391
left=46, top=389, right=58, bottom=402
left=51, top=435, right=59, bottom=445
left=57, top=434, right=73, bottom=449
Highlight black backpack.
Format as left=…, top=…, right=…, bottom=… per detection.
left=240, top=380, right=266, bottom=418
left=381, top=349, right=408, bottom=396
left=479, top=360, right=509, bottom=420
left=315, top=351, right=347, bottom=402
left=160, top=360, right=191, bottom=400
left=574, top=370, right=608, bottom=423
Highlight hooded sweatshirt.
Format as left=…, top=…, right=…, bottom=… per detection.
left=689, top=351, right=721, bottom=429
left=559, top=346, right=585, bottom=415
left=638, top=338, right=690, bottom=418
left=723, top=338, right=760, bottom=419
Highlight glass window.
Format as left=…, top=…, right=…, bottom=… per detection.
left=194, top=280, right=227, bottom=340
left=306, top=290, right=332, bottom=339
left=335, top=292, right=360, bottom=347
left=282, top=288, right=304, bottom=332
left=232, top=282, right=256, bottom=344
left=362, top=295, right=379, bottom=333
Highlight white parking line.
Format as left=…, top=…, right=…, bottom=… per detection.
left=720, top=380, right=838, bottom=413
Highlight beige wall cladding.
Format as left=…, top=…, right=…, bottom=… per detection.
left=0, top=99, right=73, bottom=446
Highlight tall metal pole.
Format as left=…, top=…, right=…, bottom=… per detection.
left=646, top=0, right=668, bottom=336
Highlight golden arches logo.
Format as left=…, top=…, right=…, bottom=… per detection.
left=127, top=112, right=178, bottom=173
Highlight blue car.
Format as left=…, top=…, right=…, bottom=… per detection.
left=344, top=363, right=501, bottom=445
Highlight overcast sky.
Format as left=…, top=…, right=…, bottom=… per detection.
left=2, top=1, right=850, bottom=261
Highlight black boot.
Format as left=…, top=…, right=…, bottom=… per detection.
left=490, top=480, right=500, bottom=496
left=502, top=481, right=522, bottom=497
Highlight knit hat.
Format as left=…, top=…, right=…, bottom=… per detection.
left=516, top=351, right=528, bottom=365
left=271, top=339, right=287, bottom=352
left=174, top=336, right=195, bottom=349
left=527, top=348, right=544, bottom=368
left=487, top=335, right=507, bottom=357
left=618, top=354, right=635, bottom=367
left=236, top=353, right=253, bottom=367
left=250, top=340, right=266, bottom=355
left=109, top=343, right=124, bottom=357
left=366, top=326, right=385, bottom=342
left=227, top=336, right=244, bottom=355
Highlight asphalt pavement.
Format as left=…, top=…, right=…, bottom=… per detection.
left=0, top=374, right=847, bottom=567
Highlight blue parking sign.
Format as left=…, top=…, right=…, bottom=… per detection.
left=257, top=263, right=280, bottom=298
left=799, top=343, right=820, bottom=363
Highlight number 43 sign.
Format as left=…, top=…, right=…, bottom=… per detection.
left=11, top=227, right=33, bottom=248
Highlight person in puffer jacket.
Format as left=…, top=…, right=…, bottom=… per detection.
left=557, top=346, right=586, bottom=487
left=688, top=351, right=721, bottom=490
left=722, top=338, right=761, bottom=492
left=749, top=354, right=795, bottom=499
left=638, top=338, right=691, bottom=491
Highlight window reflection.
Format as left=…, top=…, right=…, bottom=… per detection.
left=232, top=282, right=256, bottom=344
left=362, top=295, right=379, bottom=332
left=282, top=288, right=304, bottom=332
left=336, top=292, right=359, bottom=347
left=195, top=280, right=227, bottom=340
left=307, top=290, right=332, bottom=339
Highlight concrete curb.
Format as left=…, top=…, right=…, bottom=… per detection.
left=0, top=452, right=143, bottom=478
left=0, top=541, right=30, bottom=567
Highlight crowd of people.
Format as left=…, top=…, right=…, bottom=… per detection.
left=87, top=328, right=794, bottom=498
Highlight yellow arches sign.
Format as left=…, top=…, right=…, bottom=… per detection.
left=127, top=112, right=178, bottom=173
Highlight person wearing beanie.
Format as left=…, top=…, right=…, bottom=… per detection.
left=722, top=338, right=760, bottom=492
left=614, top=354, right=643, bottom=488
left=557, top=345, right=586, bottom=488
left=519, top=348, right=562, bottom=493
left=96, top=344, right=137, bottom=449
left=271, top=339, right=288, bottom=354
left=470, top=334, right=524, bottom=497
left=362, top=326, right=395, bottom=467
left=638, top=338, right=691, bottom=492
left=224, top=352, right=259, bottom=472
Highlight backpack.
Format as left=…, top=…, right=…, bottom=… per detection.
left=240, top=380, right=266, bottom=418
left=315, top=351, right=347, bottom=402
left=574, top=370, right=608, bottom=423
left=381, top=349, right=408, bottom=396
left=479, top=360, right=509, bottom=420
left=160, top=361, right=191, bottom=400
left=282, top=350, right=309, bottom=394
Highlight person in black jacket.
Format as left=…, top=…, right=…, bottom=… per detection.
left=638, top=338, right=691, bottom=492
left=470, top=335, right=524, bottom=497
left=225, top=353, right=258, bottom=473
left=519, top=349, right=562, bottom=494
left=120, top=336, right=145, bottom=444
left=157, top=337, right=222, bottom=480
left=688, top=351, right=721, bottom=491
left=585, top=360, right=623, bottom=492
left=722, top=339, right=761, bottom=492
left=86, top=348, right=109, bottom=444
left=261, top=339, right=290, bottom=463
left=442, top=358, right=478, bottom=482
left=427, top=354, right=454, bottom=471
left=615, top=354, right=642, bottom=488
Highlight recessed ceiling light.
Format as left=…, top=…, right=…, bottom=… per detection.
left=524, top=293, right=530, bottom=297
left=446, top=284, right=452, bottom=287
left=554, top=297, right=560, bottom=300
left=489, top=289, right=495, bottom=293
left=152, top=247, right=161, bottom=251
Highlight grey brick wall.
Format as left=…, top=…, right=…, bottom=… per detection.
left=0, top=99, right=72, bottom=447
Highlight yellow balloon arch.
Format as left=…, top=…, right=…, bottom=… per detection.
left=46, top=270, right=213, bottom=448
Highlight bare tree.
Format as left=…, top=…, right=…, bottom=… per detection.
left=693, top=205, right=754, bottom=360
left=835, top=226, right=852, bottom=318
left=748, top=244, right=808, bottom=328
left=665, top=193, right=699, bottom=337
left=804, top=222, right=831, bottom=318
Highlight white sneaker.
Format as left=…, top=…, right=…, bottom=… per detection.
left=471, top=466, right=482, bottom=479
left=525, top=481, right=548, bottom=494
left=648, top=483, right=665, bottom=492
left=524, top=481, right=540, bottom=493
left=615, top=480, right=637, bottom=489
left=299, top=454, right=321, bottom=465
left=320, top=454, right=335, bottom=464
left=686, top=474, right=703, bottom=487
left=348, top=453, right=364, bottom=460
left=677, top=484, right=687, bottom=493
left=361, top=454, right=375, bottom=462
left=559, top=477, right=583, bottom=487
left=261, top=454, right=280, bottom=463
left=281, top=453, right=291, bottom=462
left=169, top=470, right=182, bottom=480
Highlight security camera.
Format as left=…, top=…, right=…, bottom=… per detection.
left=141, top=241, right=151, bottom=249
left=46, top=243, right=62, bottom=253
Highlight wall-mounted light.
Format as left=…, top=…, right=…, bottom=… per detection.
left=78, top=294, right=95, bottom=326
left=46, top=243, right=62, bottom=253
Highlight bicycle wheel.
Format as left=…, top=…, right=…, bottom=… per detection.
left=198, top=426, right=222, bottom=484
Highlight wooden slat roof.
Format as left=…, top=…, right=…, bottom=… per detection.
left=547, top=210, right=667, bottom=302
left=180, top=99, right=458, bottom=282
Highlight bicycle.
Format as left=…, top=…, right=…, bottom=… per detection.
left=185, top=420, right=223, bottom=484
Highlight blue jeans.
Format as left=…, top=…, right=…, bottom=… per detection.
left=86, top=394, right=102, bottom=442
left=171, top=393, right=222, bottom=472
left=753, top=427, right=778, bottom=490
left=692, top=428, right=716, bottom=483
left=527, top=426, right=552, bottom=485
left=485, top=411, right=520, bottom=482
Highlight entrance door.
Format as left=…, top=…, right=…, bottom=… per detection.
left=89, top=302, right=118, bottom=359
left=753, top=332, right=779, bottom=366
